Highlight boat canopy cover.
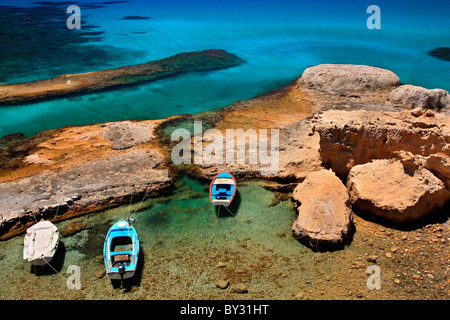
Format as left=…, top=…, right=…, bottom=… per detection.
left=213, top=177, right=234, bottom=185
left=23, top=220, right=59, bottom=261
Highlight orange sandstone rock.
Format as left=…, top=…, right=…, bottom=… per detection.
left=347, top=159, right=450, bottom=222
left=291, top=169, right=353, bottom=250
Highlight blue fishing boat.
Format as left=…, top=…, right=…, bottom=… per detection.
left=103, top=219, right=139, bottom=285
left=209, top=171, right=236, bottom=207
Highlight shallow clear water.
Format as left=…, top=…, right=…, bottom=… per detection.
left=0, top=0, right=449, bottom=138
left=0, top=178, right=305, bottom=299
left=1, top=177, right=448, bottom=300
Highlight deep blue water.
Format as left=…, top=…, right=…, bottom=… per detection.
left=0, top=0, right=449, bottom=138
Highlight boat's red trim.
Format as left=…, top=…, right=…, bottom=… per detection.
left=209, top=173, right=217, bottom=204
left=228, top=172, right=236, bottom=204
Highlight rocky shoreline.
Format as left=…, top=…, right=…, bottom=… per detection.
left=0, top=62, right=449, bottom=260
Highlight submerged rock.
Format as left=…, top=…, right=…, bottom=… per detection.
left=428, top=47, right=450, bottom=62
left=347, top=159, right=450, bottom=222
left=121, top=16, right=151, bottom=20
left=94, top=269, right=106, bottom=279
left=216, top=279, right=229, bottom=289
left=59, top=219, right=91, bottom=237
left=291, top=169, right=353, bottom=250
left=231, top=283, right=248, bottom=293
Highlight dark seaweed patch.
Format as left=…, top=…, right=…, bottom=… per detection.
left=121, top=15, right=151, bottom=20
left=0, top=1, right=144, bottom=83
left=428, top=47, right=450, bottom=62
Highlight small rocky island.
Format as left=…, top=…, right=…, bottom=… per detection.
left=0, top=49, right=244, bottom=106
left=0, top=61, right=449, bottom=257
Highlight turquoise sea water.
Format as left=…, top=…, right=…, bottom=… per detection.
left=0, top=1, right=449, bottom=300
left=0, top=0, right=449, bottom=138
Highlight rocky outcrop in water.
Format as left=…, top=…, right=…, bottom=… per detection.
left=291, top=64, right=450, bottom=231
left=0, top=49, right=245, bottom=106
left=0, top=119, right=173, bottom=239
left=1, top=62, right=449, bottom=248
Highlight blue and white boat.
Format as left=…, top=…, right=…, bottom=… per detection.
left=209, top=171, right=236, bottom=207
left=103, top=219, right=139, bottom=283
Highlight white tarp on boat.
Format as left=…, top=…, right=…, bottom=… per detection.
left=213, top=178, right=234, bottom=185
left=23, top=220, right=59, bottom=266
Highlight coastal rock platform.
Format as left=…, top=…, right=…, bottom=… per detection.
left=0, top=119, right=173, bottom=239
left=0, top=62, right=449, bottom=254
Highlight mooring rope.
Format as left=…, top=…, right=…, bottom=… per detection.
left=41, top=256, right=66, bottom=281
left=128, top=174, right=158, bottom=221
left=221, top=204, right=301, bottom=240
left=187, top=205, right=221, bottom=300
left=131, top=186, right=150, bottom=218
left=40, top=256, right=89, bottom=295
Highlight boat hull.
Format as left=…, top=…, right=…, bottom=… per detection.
left=212, top=200, right=232, bottom=207
left=28, top=253, right=57, bottom=266
left=209, top=171, right=236, bottom=207
left=103, top=220, right=139, bottom=281
left=23, top=220, right=59, bottom=266
left=107, top=270, right=136, bottom=280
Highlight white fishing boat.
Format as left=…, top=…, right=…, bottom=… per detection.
left=23, top=220, right=59, bottom=266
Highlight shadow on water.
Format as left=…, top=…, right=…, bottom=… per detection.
left=216, top=189, right=241, bottom=218
left=30, top=241, right=66, bottom=276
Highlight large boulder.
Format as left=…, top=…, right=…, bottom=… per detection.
left=347, top=159, right=450, bottom=222
left=297, top=64, right=400, bottom=95
left=311, top=109, right=450, bottom=178
left=388, top=85, right=449, bottom=110
left=291, top=169, right=353, bottom=250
